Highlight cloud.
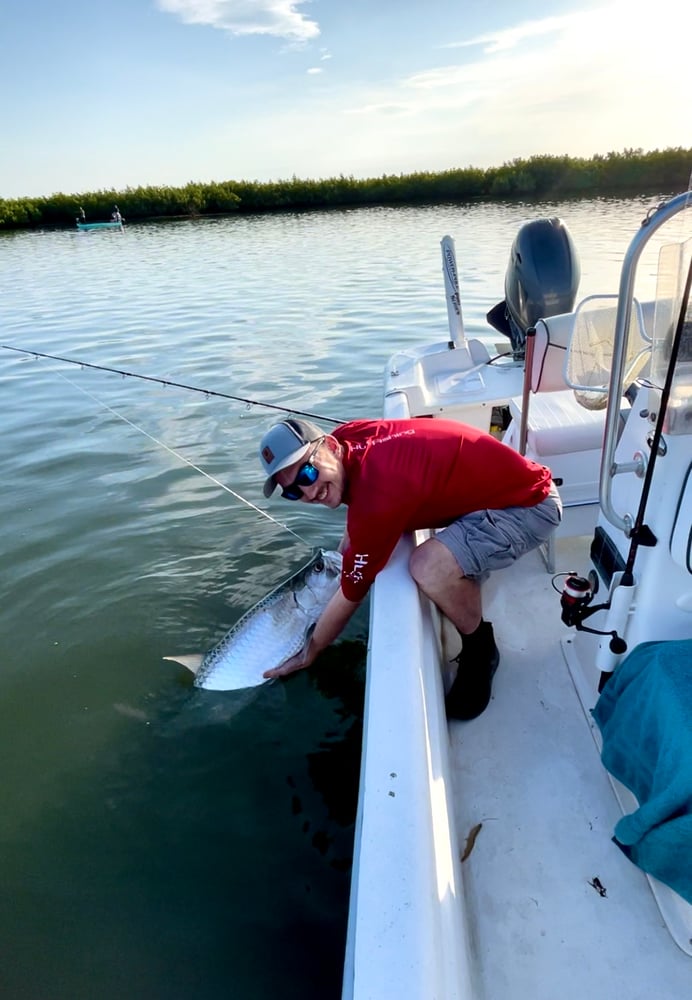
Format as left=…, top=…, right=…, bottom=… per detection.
left=442, top=11, right=590, bottom=54
left=345, top=0, right=686, bottom=125
left=156, top=0, right=320, bottom=42
left=307, top=67, right=323, bottom=75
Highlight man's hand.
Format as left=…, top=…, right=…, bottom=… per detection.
left=263, top=639, right=316, bottom=679
left=262, top=587, right=361, bottom=680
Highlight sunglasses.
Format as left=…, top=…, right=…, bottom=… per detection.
left=280, top=438, right=324, bottom=501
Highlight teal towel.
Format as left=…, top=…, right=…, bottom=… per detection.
left=592, top=638, right=692, bottom=903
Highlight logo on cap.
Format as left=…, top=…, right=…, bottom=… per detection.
left=262, top=446, right=275, bottom=463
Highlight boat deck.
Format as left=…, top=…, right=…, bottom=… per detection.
left=450, top=535, right=691, bottom=999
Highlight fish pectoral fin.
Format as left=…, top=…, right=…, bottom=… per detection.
left=163, top=654, right=204, bottom=675
left=302, top=622, right=317, bottom=649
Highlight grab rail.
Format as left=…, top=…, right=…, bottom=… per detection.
left=600, top=191, right=692, bottom=534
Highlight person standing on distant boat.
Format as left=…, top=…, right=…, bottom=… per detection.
left=258, top=417, right=562, bottom=720
left=111, top=205, right=122, bottom=223
left=78, top=207, right=86, bottom=222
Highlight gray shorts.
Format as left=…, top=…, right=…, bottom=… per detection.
left=436, top=484, right=562, bottom=578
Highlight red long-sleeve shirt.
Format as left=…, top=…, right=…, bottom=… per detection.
left=334, top=418, right=552, bottom=602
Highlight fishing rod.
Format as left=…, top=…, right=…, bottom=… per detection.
left=622, top=251, right=692, bottom=576
left=47, top=366, right=316, bottom=550
left=1, top=344, right=347, bottom=425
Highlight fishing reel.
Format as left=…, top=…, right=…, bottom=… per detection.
left=560, top=573, right=598, bottom=627
left=555, top=571, right=627, bottom=654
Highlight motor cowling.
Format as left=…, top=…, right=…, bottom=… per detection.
left=487, top=217, right=580, bottom=357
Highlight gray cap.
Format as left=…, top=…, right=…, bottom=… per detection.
left=259, top=418, right=323, bottom=498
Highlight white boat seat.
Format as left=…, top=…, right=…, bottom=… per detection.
left=506, top=390, right=631, bottom=517
left=508, top=389, right=613, bottom=456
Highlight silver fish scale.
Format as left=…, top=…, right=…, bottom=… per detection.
left=195, top=549, right=343, bottom=690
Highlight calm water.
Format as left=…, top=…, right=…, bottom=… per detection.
left=0, top=194, right=677, bottom=999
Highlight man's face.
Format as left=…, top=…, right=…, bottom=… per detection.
left=275, top=438, right=345, bottom=508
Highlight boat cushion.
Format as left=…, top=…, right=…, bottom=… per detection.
left=508, top=389, right=628, bottom=456
left=592, top=638, right=692, bottom=904
left=530, top=315, right=573, bottom=392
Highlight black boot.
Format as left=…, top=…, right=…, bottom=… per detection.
left=445, top=621, right=500, bottom=721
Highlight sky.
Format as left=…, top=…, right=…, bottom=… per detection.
left=1, top=0, right=689, bottom=199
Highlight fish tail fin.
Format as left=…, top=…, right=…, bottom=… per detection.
left=163, top=654, right=204, bottom=675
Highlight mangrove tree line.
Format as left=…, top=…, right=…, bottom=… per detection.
left=1, top=147, right=690, bottom=231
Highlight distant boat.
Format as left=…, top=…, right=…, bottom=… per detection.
left=76, top=220, right=124, bottom=232
left=76, top=205, right=124, bottom=231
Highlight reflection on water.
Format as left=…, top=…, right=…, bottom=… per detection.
left=0, top=193, right=676, bottom=997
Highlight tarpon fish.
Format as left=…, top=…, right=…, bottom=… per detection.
left=165, top=549, right=342, bottom=691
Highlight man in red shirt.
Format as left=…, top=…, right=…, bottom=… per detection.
left=259, top=416, right=561, bottom=720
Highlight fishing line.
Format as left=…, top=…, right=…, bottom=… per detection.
left=48, top=366, right=314, bottom=549
left=1, top=344, right=347, bottom=425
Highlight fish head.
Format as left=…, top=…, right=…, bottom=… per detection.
left=299, top=549, right=343, bottom=611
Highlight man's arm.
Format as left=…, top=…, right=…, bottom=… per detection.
left=262, top=586, right=361, bottom=679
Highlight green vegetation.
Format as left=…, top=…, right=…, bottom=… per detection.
left=1, top=147, right=690, bottom=232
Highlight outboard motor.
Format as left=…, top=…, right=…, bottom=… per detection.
left=487, top=217, right=580, bottom=357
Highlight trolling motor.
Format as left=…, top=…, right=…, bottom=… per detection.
left=557, top=572, right=628, bottom=655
